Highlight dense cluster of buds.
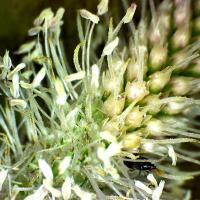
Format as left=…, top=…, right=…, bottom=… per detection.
left=0, top=0, right=200, bottom=199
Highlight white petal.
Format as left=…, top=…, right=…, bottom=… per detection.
left=0, top=169, right=8, bottom=191
left=10, top=99, right=27, bottom=109
left=24, top=185, right=48, bottom=200
left=97, top=0, right=109, bottom=15
left=65, top=71, right=85, bottom=82
left=91, top=64, right=100, bottom=89
left=55, top=78, right=67, bottom=105
left=147, top=174, right=158, bottom=187
left=135, top=180, right=153, bottom=194
left=38, top=159, right=53, bottom=181
left=7, top=63, right=26, bottom=80
left=168, top=145, right=177, bottom=166
left=73, top=185, right=93, bottom=200
left=152, top=180, right=165, bottom=200
left=123, top=3, right=136, bottom=23
left=103, top=37, right=119, bottom=56
left=105, top=142, right=121, bottom=157
left=12, top=73, right=20, bottom=98
left=62, top=177, right=72, bottom=200
left=59, top=156, right=71, bottom=175
left=32, top=67, right=46, bottom=88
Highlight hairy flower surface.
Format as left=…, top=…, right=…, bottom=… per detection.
left=0, top=0, right=200, bottom=199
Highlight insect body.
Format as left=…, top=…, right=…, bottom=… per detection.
left=124, top=156, right=156, bottom=171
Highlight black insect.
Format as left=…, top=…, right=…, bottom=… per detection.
left=124, top=156, right=156, bottom=171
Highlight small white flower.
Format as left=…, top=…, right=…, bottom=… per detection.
left=152, top=180, right=165, bottom=200
left=59, top=156, right=71, bottom=175
left=135, top=180, right=153, bottom=194
left=38, top=159, right=53, bottom=182
left=32, top=67, right=46, bottom=88
left=103, top=37, right=119, bottom=56
left=0, top=169, right=8, bottom=191
left=79, top=9, right=99, bottom=24
left=168, top=145, right=177, bottom=166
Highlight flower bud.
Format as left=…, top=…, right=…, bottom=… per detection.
left=103, top=75, right=122, bottom=95
left=102, top=120, right=120, bottom=137
left=125, top=81, right=149, bottom=103
left=163, top=101, right=187, bottom=115
left=174, top=0, right=190, bottom=27
left=149, top=45, right=168, bottom=72
left=122, top=134, right=141, bottom=150
left=103, top=95, right=125, bottom=117
left=142, top=95, right=161, bottom=115
left=170, top=77, right=191, bottom=96
left=146, top=118, right=163, bottom=136
left=172, top=26, right=190, bottom=49
left=148, top=67, right=172, bottom=93
left=125, top=107, right=144, bottom=129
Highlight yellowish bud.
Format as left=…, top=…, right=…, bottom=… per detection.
left=171, top=77, right=191, bottom=96
left=146, top=119, right=163, bottom=136
left=163, top=101, right=186, bottom=115
left=125, top=81, right=149, bottom=103
left=125, top=107, right=143, bottom=129
left=172, top=26, right=190, bottom=49
left=149, top=45, right=168, bottom=71
left=142, top=95, right=161, bottom=115
left=103, top=95, right=125, bottom=117
left=148, top=67, right=172, bottom=93
left=122, top=134, right=141, bottom=150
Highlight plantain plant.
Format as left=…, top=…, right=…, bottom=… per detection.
left=0, top=0, right=200, bottom=199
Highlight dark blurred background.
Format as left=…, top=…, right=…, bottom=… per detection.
left=0, top=0, right=146, bottom=64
